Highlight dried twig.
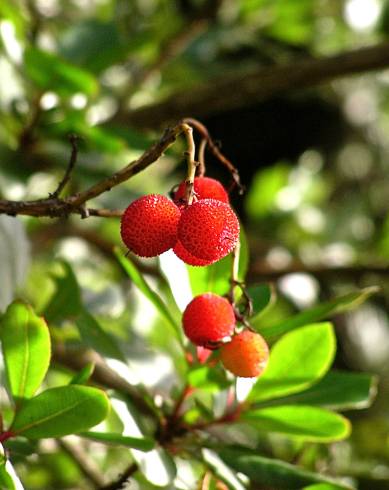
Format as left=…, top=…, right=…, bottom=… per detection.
left=99, top=463, right=138, bottom=490
left=183, top=118, right=244, bottom=194
left=51, top=134, right=80, bottom=198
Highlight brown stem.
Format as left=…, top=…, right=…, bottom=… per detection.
left=51, top=134, right=80, bottom=198
left=99, top=463, right=138, bottom=490
left=197, top=138, right=207, bottom=177
left=58, top=439, right=106, bottom=488
left=52, top=343, right=156, bottom=419
left=182, top=118, right=243, bottom=193
left=182, top=123, right=197, bottom=205
left=0, top=122, right=188, bottom=219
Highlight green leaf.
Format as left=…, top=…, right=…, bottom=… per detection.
left=75, top=311, right=125, bottom=362
left=59, top=20, right=130, bottom=74
left=245, top=164, right=290, bottom=218
left=24, top=47, right=98, bottom=96
left=260, top=370, right=377, bottom=411
left=259, top=287, right=379, bottom=340
left=249, top=284, right=276, bottom=323
left=188, top=366, right=231, bottom=392
left=241, top=405, right=351, bottom=442
left=78, top=431, right=154, bottom=451
left=0, top=444, right=24, bottom=490
left=188, top=253, right=231, bottom=297
left=111, top=397, right=176, bottom=486
left=0, top=216, right=30, bottom=311
left=70, top=363, right=95, bottom=385
left=0, top=301, right=51, bottom=403
left=202, top=449, right=246, bottom=490
left=248, top=323, right=336, bottom=403
left=303, top=485, right=346, bottom=490
left=43, top=262, right=83, bottom=324
left=11, top=385, right=110, bottom=439
left=115, top=249, right=182, bottom=342
left=219, top=448, right=352, bottom=489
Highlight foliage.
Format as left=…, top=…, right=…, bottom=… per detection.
left=0, top=0, right=388, bottom=489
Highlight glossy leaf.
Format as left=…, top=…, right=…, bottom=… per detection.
left=188, top=366, right=231, bottom=392
left=115, top=249, right=182, bottom=341
left=259, top=287, right=379, bottom=340
left=70, top=363, right=95, bottom=385
left=75, top=310, right=125, bottom=361
left=248, top=323, right=336, bottom=403
left=188, top=229, right=248, bottom=297
left=202, top=449, right=246, bottom=490
left=220, top=448, right=351, bottom=489
left=24, top=47, right=98, bottom=96
left=79, top=431, right=154, bottom=451
left=0, top=216, right=30, bottom=311
left=0, top=301, right=51, bottom=402
left=111, top=397, right=176, bottom=487
left=11, top=385, right=110, bottom=439
left=241, top=405, right=351, bottom=442
left=0, top=445, right=24, bottom=490
left=43, top=262, right=82, bottom=324
left=303, top=485, right=346, bottom=490
left=249, top=283, right=277, bottom=323
left=259, top=370, right=377, bottom=411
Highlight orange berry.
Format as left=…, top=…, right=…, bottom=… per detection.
left=220, top=330, right=269, bottom=378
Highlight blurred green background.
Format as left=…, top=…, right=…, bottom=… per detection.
left=1, top=0, right=389, bottom=488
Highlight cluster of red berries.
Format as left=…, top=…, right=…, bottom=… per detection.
left=120, top=176, right=269, bottom=378
left=120, top=177, right=239, bottom=266
left=182, top=292, right=269, bottom=378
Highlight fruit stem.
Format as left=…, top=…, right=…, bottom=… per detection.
left=181, top=123, right=197, bottom=205
left=228, top=239, right=241, bottom=305
left=197, top=138, right=207, bottom=177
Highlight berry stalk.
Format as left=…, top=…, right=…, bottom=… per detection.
left=181, top=123, right=197, bottom=205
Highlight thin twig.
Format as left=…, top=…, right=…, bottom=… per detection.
left=58, top=439, right=106, bottom=488
left=197, top=138, right=207, bottom=177
left=99, top=462, right=138, bottom=490
left=51, top=134, right=80, bottom=198
left=0, top=122, right=188, bottom=219
left=182, top=118, right=243, bottom=193
left=52, top=343, right=157, bottom=419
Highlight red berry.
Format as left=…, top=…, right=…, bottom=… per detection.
left=183, top=293, right=235, bottom=348
left=178, top=199, right=239, bottom=261
left=174, top=177, right=229, bottom=204
left=120, top=194, right=180, bottom=258
left=220, top=330, right=269, bottom=378
left=173, top=240, right=215, bottom=266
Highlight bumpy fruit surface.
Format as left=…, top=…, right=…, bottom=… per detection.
left=120, top=194, right=180, bottom=258
left=174, top=177, right=229, bottom=204
left=183, top=293, right=235, bottom=348
left=178, top=199, right=239, bottom=261
left=173, top=240, right=215, bottom=266
left=220, top=330, right=269, bottom=378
